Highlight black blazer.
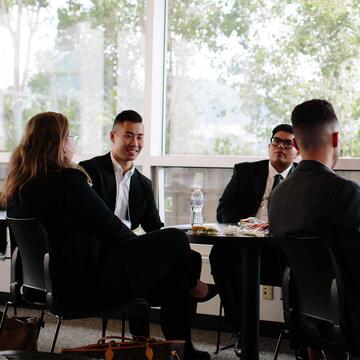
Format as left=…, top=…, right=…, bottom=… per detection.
left=269, top=159, right=360, bottom=311
left=217, top=160, right=297, bottom=223
left=79, top=153, right=163, bottom=232
left=6, top=168, right=136, bottom=304
left=269, top=160, right=360, bottom=238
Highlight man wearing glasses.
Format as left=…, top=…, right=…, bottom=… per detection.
left=210, top=124, right=299, bottom=357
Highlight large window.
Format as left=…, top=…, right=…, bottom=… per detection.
left=165, top=0, right=360, bottom=157
left=162, top=166, right=360, bottom=226
left=1, top=1, right=360, bottom=226
left=163, top=167, right=233, bottom=225
left=0, top=0, right=145, bottom=154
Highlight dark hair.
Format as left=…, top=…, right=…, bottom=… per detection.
left=113, top=110, right=142, bottom=128
left=271, top=124, right=293, bottom=138
left=291, top=99, right=338, bottom=150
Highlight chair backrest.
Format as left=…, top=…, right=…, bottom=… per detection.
left=7, top=218, right=49, bottom=294
left=278, top=236, right=348, bottom=348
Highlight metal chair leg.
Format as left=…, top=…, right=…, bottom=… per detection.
left=214, top=300, right=236, bottom=352
left=273, top=329, right=287, bottom=360
left=0, top=302, right=12, bottom=337
left=37, top=308, right=45, bottom=338
left=121, top=310, right=126, bottom=340
left=214, top=301, right=223, bottom=354
left=102, top=317, right=108, bottom=338
left=51, top=316, right=62, bottom=353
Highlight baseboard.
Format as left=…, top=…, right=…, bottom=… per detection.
left=0, top=292, right=284, bottom=338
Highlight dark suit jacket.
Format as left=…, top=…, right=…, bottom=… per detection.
left=217, top=159, right=297, bottom=223
left=79, top=153, right=163, bottom=232
left=269, top=159, right=360, bottom=335
left=269, top=160, right=360, bottom=238
left=269, top=160, right=360, bottom=268
left=6, top=168, right=136, bottom=305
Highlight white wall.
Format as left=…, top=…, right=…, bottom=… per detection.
left=192, top=244, right=284, bottom=322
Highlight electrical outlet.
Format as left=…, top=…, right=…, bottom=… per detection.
left=262, top=285, right=273, bottom=300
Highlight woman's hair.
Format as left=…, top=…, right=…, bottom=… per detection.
left=2, top=111, right=73, bottom=203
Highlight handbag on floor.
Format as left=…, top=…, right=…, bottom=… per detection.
left=0, top=315, right=39, bottom=351
left=61, top=336, right=185, bottom=360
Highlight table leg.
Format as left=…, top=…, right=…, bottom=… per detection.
left=0, top=220, right=7, bottom=256
left=240, top=245, right=261, bottom=360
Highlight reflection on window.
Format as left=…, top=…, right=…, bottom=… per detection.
left=0, top=0, right=145, bottom=153
left=163, top=167, right=360, bottom=226
left=163, top=167, right=233, bottom=226
left=165, top=1, right=360, bottom=157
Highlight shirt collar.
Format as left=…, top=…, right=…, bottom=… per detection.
left=268, top=161, right=293, bottom=179
left=110, top=152, right=135, bottom=177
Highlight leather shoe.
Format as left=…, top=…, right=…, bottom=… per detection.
left=234, top=333, right=242, bottom=357
left=194, top=284, right=218, bottom=303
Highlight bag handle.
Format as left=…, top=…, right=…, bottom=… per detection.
left=97, top=335, right=158, bottom=344
left=101, top=336, right=154, bottom=360
left=97, top=336, right=133, bottom=344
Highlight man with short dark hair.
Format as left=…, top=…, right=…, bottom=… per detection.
left=210, top=123, right=299, bottom=356
left=269, top=99, right=351, bottom=237
left=80, top=110, right=162, bottom=231
left=269, top=99, right=360, bottom=354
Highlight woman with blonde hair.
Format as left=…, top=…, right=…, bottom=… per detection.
left=4, top=112, right=210, bottom=360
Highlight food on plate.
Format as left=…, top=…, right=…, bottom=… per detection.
left=237, top=217, right=269, bottom=236
left=223, top=225, right=241, bottom=236
left=247, top=222, right=269, bottom=231
left=192, top=225, right=219, bottom=235
left=239, top=216, right=262, bottom=224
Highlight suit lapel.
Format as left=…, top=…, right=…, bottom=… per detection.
left=252, top=160, right=269, bottom=212
left=104, top=153, right=117, bottom=211
left=287, top=163, right=297, bottom=177
left=129, top=170, right=140, bottom=222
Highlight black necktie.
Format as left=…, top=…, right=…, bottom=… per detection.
left=272, top=174, right=283, bottom=192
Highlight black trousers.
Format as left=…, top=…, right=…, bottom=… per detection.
left=107, top=228, right=198, bottom=342
left=127, top=248, right=202, bottom=337
left=209, top=242, right=284, bottom=331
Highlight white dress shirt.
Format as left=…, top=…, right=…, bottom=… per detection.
left=111, top=152, right=135, bottom=229
left=255, top=162, right=293, bottom=222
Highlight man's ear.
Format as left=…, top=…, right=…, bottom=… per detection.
left=110, top=130, right=115, bottom=143
left=332, top=132, right=339, bottom=148
left=293, top=138, right=300, bottom=152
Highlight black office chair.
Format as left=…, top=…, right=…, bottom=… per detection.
left=274, top=235, right=355, bottom=360
left=0, top=217, right=149, bottom=353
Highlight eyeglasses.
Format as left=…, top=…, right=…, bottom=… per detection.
left=270, top=137, right=294, bottom=149
left=67, top=135, right=79, bottom=142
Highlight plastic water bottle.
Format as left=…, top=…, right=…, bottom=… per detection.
left=190, top=188, right=204, bottom=226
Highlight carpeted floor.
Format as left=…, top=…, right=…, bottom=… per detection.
left=14, top=308, right=295, bottom=359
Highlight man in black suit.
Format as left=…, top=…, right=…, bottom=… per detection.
left=79, top=111, right=207, bottom=292
left=269, top=100, right=360, bottom=354
left=210, top=124, right=299, bottom=356
left=79, top=110, right=162, bottom=233
left=79, top=109, right=206, bottom=277
left=80, top=111, right=215, bottom=356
